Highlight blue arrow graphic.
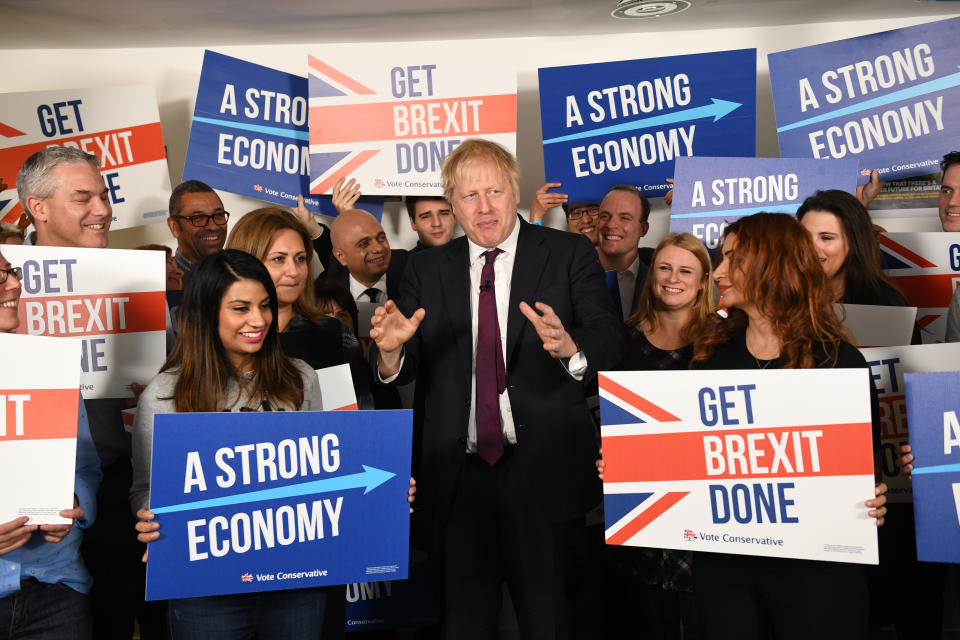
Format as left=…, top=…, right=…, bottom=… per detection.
left=672, top=203, right=799, bottom=219
left=909, top=462, right=960, bottom=476
left=150, top=465, right=395, bottom=515
left=192, top=116, right=309, bottom=141
left=542, top=98, right=742, bottom=145
left=777, top=68, right=960, bottom=133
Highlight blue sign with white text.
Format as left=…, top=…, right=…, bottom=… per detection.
left=670, top=156, right=858, bottom=249
left=538, top=49, right=756, bottom=202
left=904, top=371, right=960, bottom=564
left=768, top=17, right=960, bottom=183
left=184, top=50, right=384, bottom=219
left=145, top=410, right=412, bottom=600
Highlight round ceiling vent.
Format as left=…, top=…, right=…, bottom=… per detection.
left=611, top=0, right=691, bottom=19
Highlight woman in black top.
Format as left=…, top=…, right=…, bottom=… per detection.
left=603, top=232, right=715, bottom=640
left=690, top=213, right=887, bottom=640
left=226, top=207, right=374, bottom=411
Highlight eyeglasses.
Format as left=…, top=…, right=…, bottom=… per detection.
left=172, top=212, right=230, bottom=227
left=0, top=266, right=23, bottom=284
left=568, top=206, right=600, bottom=220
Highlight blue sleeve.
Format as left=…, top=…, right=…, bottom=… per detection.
left=73, top=391, right=102, bottom=529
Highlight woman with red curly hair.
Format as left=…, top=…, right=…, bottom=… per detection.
left=690, top=213, right=887, bottom=640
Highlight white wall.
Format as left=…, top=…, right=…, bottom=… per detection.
left=2, top=14, right=953, bottom=251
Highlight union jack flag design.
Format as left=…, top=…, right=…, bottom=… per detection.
left=0, top=184, right=23, bottom=226
left=878, top=234, right=937, bottom=271
left=603, top=490, right=690, bottom=546
left=240, top=573, right=253, bottom=583
left=683, top=529, right=697, bottom=541
left=307, top=56, right=380, bottom=196
left=598, top=374, right=682, bottom=426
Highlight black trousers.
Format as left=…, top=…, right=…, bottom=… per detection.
left=439, top=451, right=590, bottom=640
left=693, top=552, right=868, bottom=640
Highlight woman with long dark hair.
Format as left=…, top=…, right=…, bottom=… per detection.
left=131, top=250, right=327, bottom=638
left=691, top=213, right=887, bottom=640
left=226, top=207, right=373, bottom=409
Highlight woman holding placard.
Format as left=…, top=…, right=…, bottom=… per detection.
left=602, top=232, right=714, bottom=639
left=226, top=207, right=374, bottom=411
left=131, top=250, right=330, bottom=638
left=690, top=213, right=887, bottom=640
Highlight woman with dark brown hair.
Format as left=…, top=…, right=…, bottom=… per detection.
left=691, top=213, right=887, bottom=640
left=227, top=207, right=373, bottom=410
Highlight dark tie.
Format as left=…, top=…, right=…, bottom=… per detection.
left=476, top=248, right=505, bottom=466
left=362, top=288, right=381, bottom=303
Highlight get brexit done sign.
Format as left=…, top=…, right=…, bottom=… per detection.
left=600, top=369, right=878, bottom=564
left=904, top=371, right=960, bottom=563
left=146, top=410, right=412, bottom=600
left=769, top=17, right=960, bottom=183
left=184, top=51, right=383, bottom=218
left=0, top=333, right=81, bottom=525
left=669, top=156, right=857, bottom=250
left=2, top=245, right=166, bottom=399
left=307, top=41, right=517, bottom=196
left=0, top=85, right=171, bottom=229
left=538, top=49, right=756, bottom=202
left=860, top=343, right=960, bottom=504
left=879, top=232, right=960, bottom=343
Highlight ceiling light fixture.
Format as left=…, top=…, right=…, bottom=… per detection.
left=611, top=0, right=691, bottom=19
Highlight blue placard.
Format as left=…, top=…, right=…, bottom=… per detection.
left=669, top=156, right=858, bottom=249
left=183, top=50, right=384, bottom=219
left=904, top=371, right=960, bottom=563
left=145, top=410, right=412, bottom=600
left=537, top=49, right=756, bottom=203
left=769, top=17, right=960, bottom=184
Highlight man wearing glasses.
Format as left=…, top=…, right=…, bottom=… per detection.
left=528, top=182, right=601, bottom=249
left=166, top=180, right=229, bottom=285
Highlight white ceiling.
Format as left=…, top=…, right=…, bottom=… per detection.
left=2, top=0, right=959, bottom=49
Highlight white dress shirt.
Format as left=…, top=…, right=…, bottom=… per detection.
left=349, top=273, right=388, bottom=303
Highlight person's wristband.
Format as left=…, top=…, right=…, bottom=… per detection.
left=531, top=219, right=543, bottom=226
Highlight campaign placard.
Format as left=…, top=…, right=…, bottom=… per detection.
left=315, top=364, right=357, bottom=411
left=307, top=41, right=517, bottom=196
left=183, top=50, right=383, bottom=219
left=0, top=85, right=171, bottom=229
left=769, top=17, right=960, bottom=183
left=861, top=343, right=960, bottom=503
left=904, top=371, right=960, bottom=563
left=145, top=410, right=412, bottom=600
left=2, top=245, right=166, bottom=398
left=600, top=369, right=878, bottom=563
left=538, top=49, right=756, bottom=203
left=879, top=231, right=960, bottom=343
left=0, top=333, right=81, bottom=525
left=838, top=303, right=917, bottom=348
left=670, top=156, right=857, bottom=249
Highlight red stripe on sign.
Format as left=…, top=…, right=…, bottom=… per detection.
left=606, top=492, right=689, bottom=545
left=0, top=122, right=27, bottom=137
left=917, top=314, right=940, bottom=328
left=1, top=202, right=24, bottom=226
left=601, top=422, right=874, bottom=483
left=879, top=235, right=937, bottom=268
left=307, top=56, right=376, bottom=95
left=334, top=403, right=359, bottom=411
left=887, top=274, right=957, bottom=307
left=310, top=150, right=380, bottom=195
left=14, top=290, right=166, bottom=337
left=0, top=122, right=166, bottom=179
left=0, top=388, right=78, bottom=440
left=599, top=374, right=681, bottom=422
left=308, top=94, right=517, bottom=145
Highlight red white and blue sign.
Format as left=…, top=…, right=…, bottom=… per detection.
left=145, top=409, right=412, bottom=600
left=768, top=17, right=960, bottom=183
left=537, top=49, right=756, bottom=203
left=307, top=42, right=517, bottom=196
left=669, top=156, right=858, bottom=250
left=600, top=369, right=878, bottom=563
left=904, top=371, right=960, bottom=563
left=184, top=51, right=383, bottom=219
left=879, top=231, right=960, bottom=343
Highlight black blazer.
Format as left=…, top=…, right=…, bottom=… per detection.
left=377, top=222, right=623, bottom=524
